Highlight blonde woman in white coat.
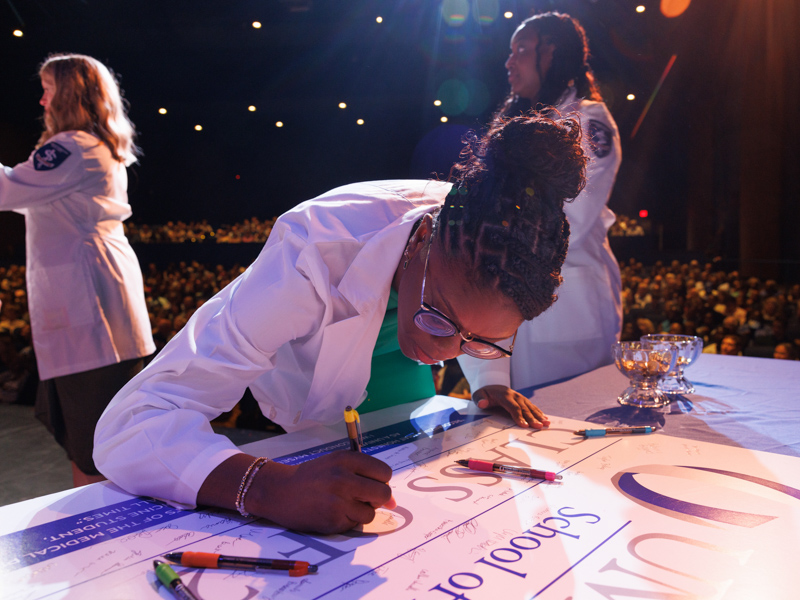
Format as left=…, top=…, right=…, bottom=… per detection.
left=461, top=12, right=623, bottom=416
left=94, top=114, right=588, bottom=534
left=0, top=54, right=155, bottom=486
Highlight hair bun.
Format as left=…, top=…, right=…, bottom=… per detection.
left=485, top=113, right=586, bottom=204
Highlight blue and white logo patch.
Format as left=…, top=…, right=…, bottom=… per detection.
left=587, top=119, right=613, bottom=158
left=33, top=142, right=71, bottom=171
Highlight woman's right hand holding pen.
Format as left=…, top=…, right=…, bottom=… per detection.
left=198, top=452, right=395, bottom=535
left=247, top=452, right=395, bottom=534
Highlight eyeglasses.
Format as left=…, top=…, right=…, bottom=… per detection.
left=413, top=242, right=515, bottom=360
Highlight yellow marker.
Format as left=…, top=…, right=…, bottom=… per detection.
left=344, top=406, right=362, bottom=452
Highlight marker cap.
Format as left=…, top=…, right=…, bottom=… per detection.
left=584, top=429, right=606, bottom=437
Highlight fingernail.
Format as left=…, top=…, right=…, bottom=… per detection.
left=477, top=399, right=489, bottom=409
left=384, top=496, right=397, bottom=510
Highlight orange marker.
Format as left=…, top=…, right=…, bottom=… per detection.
left=164, top=551, right=318, bottom=577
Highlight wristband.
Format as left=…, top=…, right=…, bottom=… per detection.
left=235, top=456, right=269, bottom=517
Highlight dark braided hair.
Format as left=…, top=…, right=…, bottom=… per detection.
left=436, top=113, right=587, bottom=321
left=499, top=12, right=602, bottom=117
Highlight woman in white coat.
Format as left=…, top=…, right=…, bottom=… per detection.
left=0, top=54, right=155, bottom=486
left=94, top=113, right=588, bottom=534
left=462, top=12, right=623, bottom=412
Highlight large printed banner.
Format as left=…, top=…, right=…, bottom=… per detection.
left=2, top=406, right=799, bottom=599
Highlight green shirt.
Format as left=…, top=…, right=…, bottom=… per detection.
left=361, top=289, right=436, bottom=413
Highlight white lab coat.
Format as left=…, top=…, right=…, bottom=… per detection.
left=459, top=90, right=622, bottom=391
left=94, top=180, right=450, bottom=507
left=0, top=131, right=155, bottom=380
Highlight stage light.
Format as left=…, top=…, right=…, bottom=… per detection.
left=504, top=12, right=513, bottom=19
left=158, top=108, right=167, bottom=115
left=252, top=21, right=262, bottom=28
left=194, top=125, right=203, bottom=131
left=442, top=0, right=469, bottom=27
left=433, top=99, right=442, bottom=106
left=357, top=119, right=364, bottom=125
left=639, top=209, right=649, bottom=218
left=275, top=121, right=284, bottom=128
left=339, top=102, right=347, bottom=109
left=661, top=0, right=692, bottom=18
left=248, top=105, right=256, bottom=112
left=13, top=29, right=23, bottom=37
left=440, top=116, right=448, bottom=123
left=636, top=5, right=646, bottom=13
left=235, top=175, right=241, bottom=180
left=376, top=16, right=383, bottom=23
left=627, top=94, right=636, bottom=101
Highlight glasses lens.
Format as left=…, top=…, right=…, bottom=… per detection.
left=414, top=310, right=457, bottom=337
left=462, top=341, right=504, bottom=360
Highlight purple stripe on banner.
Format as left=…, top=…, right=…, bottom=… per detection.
left=0, top=408, right=485, bottom=571
left=273, top=408, right=489, bottom=466
left=0, top=498, right=192, bottom=572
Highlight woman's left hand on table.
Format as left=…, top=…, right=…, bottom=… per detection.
left=471, top=384, right=550, bottom=429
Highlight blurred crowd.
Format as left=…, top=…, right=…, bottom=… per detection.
left=124, top=217, right=276, bottom=244
left=3, top=256, right=799, bottom=408
left=124, top=213, right=649, bottom=243
left=609, top=214, right=647, bottom=237
left=620, top=258, right=800, bottom=361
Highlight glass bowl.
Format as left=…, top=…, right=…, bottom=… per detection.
left=640, top=334, right=703, bottom=394
left=612, top=341, right=677, bottom=408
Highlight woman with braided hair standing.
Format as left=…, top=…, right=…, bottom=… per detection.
left=462, top=12, right=623, bottom=410
left=94, top=112, right=586, bottom=534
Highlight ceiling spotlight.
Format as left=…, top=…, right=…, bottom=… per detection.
left=503, top=12, right=513, bottom=19
left=13, top=29, right=23, bottom=37
left=248, top=105, right=256, bottom=112
left=339, top=102, right=347, bottom=109
left=158, top=108, right=167, bottom=115
left=433, top=99, right=442, bottom=107
left=440, top=116, right=448, bottom=123
left=194, top=125, right=203, bottom=131
left=275, top=121, right=284, bottom=128
left=252, top=21, right=262, bottom=28
left=357, top=119, right=364, bottom=125
left=376, top=16, right=383, bottom=23
left=626, top=94, right=636, bottom=101
left=636, top=6, right=645, bottom=13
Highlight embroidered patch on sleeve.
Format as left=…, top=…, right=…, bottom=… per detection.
left=33, top=142, right=72, bottom=171
left=587, top=119, right=613, bottom=158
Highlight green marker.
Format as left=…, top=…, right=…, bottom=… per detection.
left=154, top=559, right=200, bottom=600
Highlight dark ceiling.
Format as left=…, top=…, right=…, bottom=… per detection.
left=2, top=0, right=665, bottom=222
left=3, top=0, right=798, bottom=279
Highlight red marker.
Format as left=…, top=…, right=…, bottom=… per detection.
left=164, top=552, right=318, bottom=577
left=455, top=458, right=562, bottom=481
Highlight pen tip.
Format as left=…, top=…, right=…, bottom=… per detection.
left=308, top=565, right=319, bottom=573
left=345, top=405, right=352, bottom=410
left=454, top=459, right=468, bottom=466
left=163, top=552, right=179, bottom=561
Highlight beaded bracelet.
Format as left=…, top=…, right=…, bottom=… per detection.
left=235, top=456, right=269, bottom=517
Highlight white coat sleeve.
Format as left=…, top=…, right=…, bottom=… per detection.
left=564, top=103, right=621, bottom=249
left=458, top=353, right=512, bottom=393
left=0, top=136, right=85, bottom=211
left=94, top=229, right=327, bottom=508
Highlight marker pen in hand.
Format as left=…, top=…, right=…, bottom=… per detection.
left=344, top=405, right=363, bottom=452
left=344, top=405, right=397, bottom=510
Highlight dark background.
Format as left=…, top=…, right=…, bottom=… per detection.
left=2, top=0, right=798, bottom=279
